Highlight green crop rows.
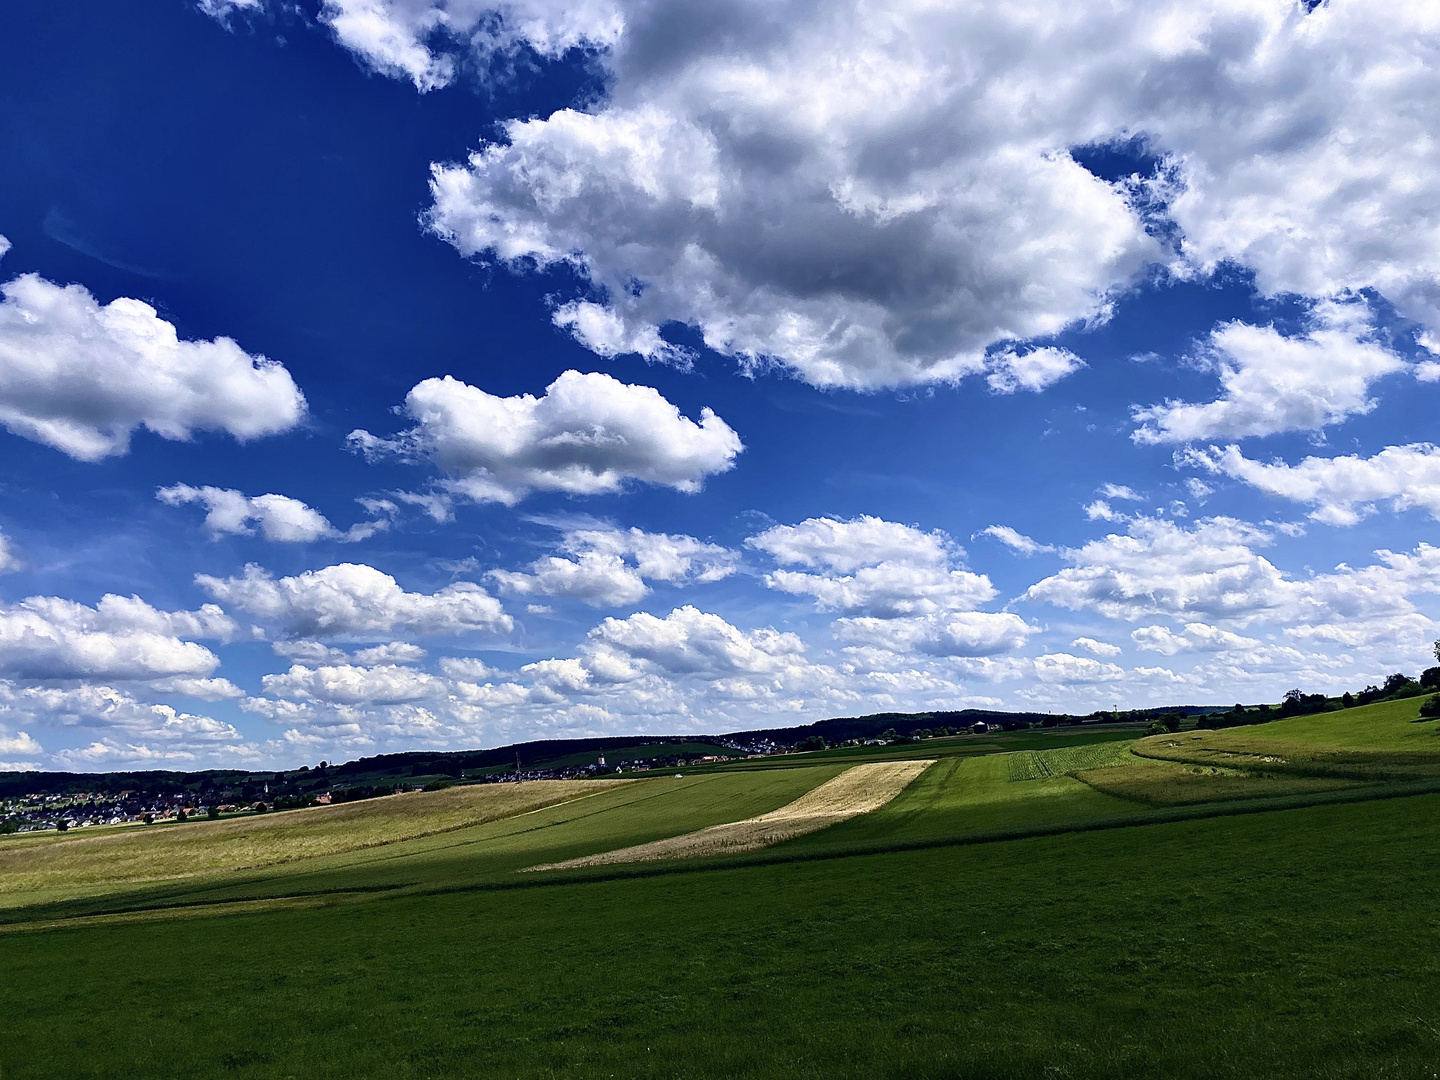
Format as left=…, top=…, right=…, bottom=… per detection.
left=1006, top=739, right=1133, bottom=781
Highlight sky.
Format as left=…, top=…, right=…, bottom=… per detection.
left=1, top=0, right=1438, bottom=771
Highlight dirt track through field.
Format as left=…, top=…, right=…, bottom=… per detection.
left=529, top=760, right=934, bottom=871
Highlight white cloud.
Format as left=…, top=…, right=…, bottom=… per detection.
left=197, top=0, right=262, bottom=22
left=986, top=347, right=1086, bottom=394
left=1026, top=516, right=1440, bottom=633
left=406, top=0, right=1440, bottom=390
left=1186, top=477, right=1214, bottom=502
left=352, top=642, right=428, bottom=665
left=747, top=516, right=951, bottom=574
left=1070, top=636, right=1121, bottom=657
left=196, top=562, right=512, bottom=639
left=0, top=729, right=42, bottom=756
left=584, top=605, right=806, bottom=680
left=833, top=611, right=1035, bottom=658
left=563, top=526, right=736, bottom=583
left=316, top=0, right=623, bottom=91
left=0, top=264, right=305, bottom=461
left=349, top=371, right=742, bottom=505
left=1181, top=443, right=1440, bottom=527
left=0, top=682, right=248, bottom=766
left=1032, top=653, right=1126, bottom=684
left=1132, top=303, right=1407, bottom=444
left=1130, top=622, right=1262, bottom=656
left=437, top=656, right=492, bottom=680
left=0, top=595, right=233, bottom=680
left=148, top=676, right=245, bottom=700
left=261, top=662, right=445, bottom=705
left=489, top=526, right=735, bottom=608
left=979, top=525, right=1054, bottom=557
left=748, top=515, right=995, bottom=618
left=765, top=565, right=996, bottom=619
left=157, top=485, right=391, bottom=543
left=491, top=551, right=647, bottom=607
left=272, top=640, right=349, bottom=663
left=0, top=529, right=18, bottom=574
left=1099, top=484, right=1143, bottom=501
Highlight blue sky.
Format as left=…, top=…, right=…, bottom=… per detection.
left=1, top=0, right=1438, bottom=770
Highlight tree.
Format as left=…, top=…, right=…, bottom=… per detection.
left=1383, top=672, right=1414, bottom=695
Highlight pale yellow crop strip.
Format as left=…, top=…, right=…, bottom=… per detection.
left=527, top=759, right=935, bottom=871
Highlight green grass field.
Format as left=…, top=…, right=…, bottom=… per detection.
left=6, top=703, right=1440, bottom=1078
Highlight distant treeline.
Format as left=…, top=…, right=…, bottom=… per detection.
left=7, top=685, right=1427, bottom=800
left=0, top=705, right=1208, bottom=799
left=1197, top=670, right=1440, bottom=731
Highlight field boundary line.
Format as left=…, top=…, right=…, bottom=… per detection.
left=15, top=773, right=1440, bottom=930
left=526, top=760, right=934, bottom=871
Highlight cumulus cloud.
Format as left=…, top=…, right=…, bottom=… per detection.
left=196, top=562, right=512, bottom=639
left=979, top=525, right=1054, bottom=557
left=157, top=485, right=391, bottom=542
left=491, top=551, right=645, bottom=608
left=584, top=605, right=806, bottom=680
left=1130, top=622, right=1262, bottom=656
left=489, top=525, right=735, bottom=608
left=0, top=594, right=233, bottom=680
left=349, top=371, right=741, bottom=505
left=833, top=611, right=1035, bottom=658
left=1070, top=636, right=1121, bottom=657
left=1026, top=516, right=1440, bottom=637
left=1132, top=303, right=1407, bottom=444
left=985, top=347, right=1086, bottom=395
left=0, top=729, right=42, bottom=756
left=402, top=0, right=1440, bottom=389
left=1180, top=443, right=1440, bottom=527
left=765, top=565, right=997, bottom=620
left=0, top=681, right=248, bottom=766
left=148, top=676, right=246, bottom=701
left=748, top=515, right=996, bottom=618
left=1032, top=653, right=1126, bottom=684
left=261, top=662, right=445, bottom=705
left=314, top=0, right=623, bottom=91
left=0, top=256, right=305, bottom=460
left=352, top=642, right=428, bottom=664
left=747, top=516, right=951, bottom=574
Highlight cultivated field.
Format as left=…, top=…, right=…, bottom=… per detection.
left=531, top=759, right=932, bottom=869
left=1073, top=757, right=1356, bottom=804
left=0, top=779, right=620, bottom=904
left=7, top=700, right=1440, bottom=1078
left=1005, top=739, right=1132, bottom=780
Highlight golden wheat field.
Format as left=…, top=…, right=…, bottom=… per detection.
left=0, top=779, right=622, bottom=898
left=531, top=760, right=934, bottom=870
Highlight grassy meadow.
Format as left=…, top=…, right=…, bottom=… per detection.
left=5, top=699, right=1440, bottom=1077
